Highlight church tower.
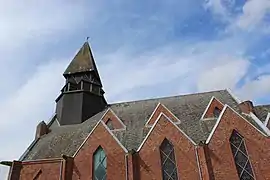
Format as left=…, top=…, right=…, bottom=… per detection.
left=55, top=41, right=107, bottom=125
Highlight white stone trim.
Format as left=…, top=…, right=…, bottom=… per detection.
left=145, top=103, right=161, bottom=127
left=264, top=113, right=270, bottom=127
left=200, top=97, right=215, bottom=120
left=101, top=108, right=126, bottom=130
left=100, top=120, right=128, bottom=153
left=200, top=96, right=224, bottom=120
left=206, top=105, right=269, bottom=144
left=248, top=112, right=270, bottom=136
left=206, top=105, right=228, bottom=144
left=226, top=88, right=242, bottom=104
left=138, top=113, right=196, bottom=152
left=73, top=120, right=128, bottom=157
left=145, top=103, right=181, bottom=127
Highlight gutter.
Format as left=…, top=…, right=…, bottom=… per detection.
left=18, top=138, right=40, bottom=161
left=0, top=161, right=12, bottom=167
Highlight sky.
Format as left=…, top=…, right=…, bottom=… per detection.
left=0, top=0, right=270, bottom=178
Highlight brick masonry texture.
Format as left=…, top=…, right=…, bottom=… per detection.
left=8, top=104, right=270, bottom=180
left=203, top=98, right=224, bottom=119
left=207, top=107, right=270, bottom=180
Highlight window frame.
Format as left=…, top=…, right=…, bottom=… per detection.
left=92, top=146, right=107, bottom=180
left=159, top=138, right=179, bottom=180
left=229, top=130, right=255, bottom=180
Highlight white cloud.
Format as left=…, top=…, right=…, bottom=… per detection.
left=205, top=0, right=270, bottom=33
left=0, top=1, right=269, bottom=180
left=0, top=1, right=89, bottom=50
left=203, top=0, right=235, bottom=21
left=236, top=75, right=270, bottom=100
left=234, top=0, right=270, bottom=31
left=197, top=56, right=250, bottom=91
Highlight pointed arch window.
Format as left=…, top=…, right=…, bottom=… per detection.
left=93, top=147, right=107, bottom=180
left=229, top=130, right=255, bottom=180
left=160, top=138, right=179, bottom=180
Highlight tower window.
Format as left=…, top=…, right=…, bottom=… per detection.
left=93, top=147, right=107, bottom=180
left=160, top=138, right=179, bottom=180
left=229, top=130, right=255, bottom=180
left=213, top=107, right=221, bottom=118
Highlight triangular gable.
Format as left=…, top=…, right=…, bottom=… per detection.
left=145, top=103, right=181, bottom=127
left=139, top=113, right=196, bottom=151
left=101, top=108, right=126, bottom=130
left=206, top=105, right=269, bottom=144
left=201, top=96, right=224, bottom=120
left=73, top=120, right=128, bottom=157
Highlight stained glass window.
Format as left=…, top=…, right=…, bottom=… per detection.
left=93, top=147, right=107, bottom=180
left=230, top=130, right=255, bottom=180
left=160, top=138, right=179, bottom=180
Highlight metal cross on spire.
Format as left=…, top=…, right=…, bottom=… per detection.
left=86, top=36, right=90, bottom=42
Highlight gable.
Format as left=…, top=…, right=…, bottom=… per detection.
left=101, top=108, right=126, bottom=130
left=201, top=97, right=224, bottom=120
left=139, top=113, right=196, bottom=151
left=21, top=89, right=242, bottom=161
left=145, top=103, right=181, bottom=127
left=206, top=105, right=269, bottom=144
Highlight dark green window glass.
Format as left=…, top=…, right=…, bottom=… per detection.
left=93, top=147, right=107, bottom=180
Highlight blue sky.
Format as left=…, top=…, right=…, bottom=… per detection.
left=0, top=0, right=270, bottom=178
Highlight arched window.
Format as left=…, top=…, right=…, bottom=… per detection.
left=160, top=138, right=179, bottom=180
left=93, top=147, right=107, bottom=180
left=229, top=130, right=255, bottom=180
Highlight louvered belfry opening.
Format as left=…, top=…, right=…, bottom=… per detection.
left=55, top=41, right=107, bottom=125
left=160, top=138, right=179, bottom=180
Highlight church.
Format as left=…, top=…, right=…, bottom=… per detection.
left=3, top=41, right=270, bottom=180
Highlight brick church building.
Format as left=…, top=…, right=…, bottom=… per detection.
left=3, top=41, right=270, bottom=180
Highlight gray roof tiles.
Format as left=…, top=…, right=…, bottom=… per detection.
left=21, top=89, right=266, bottom=161
left=254, top=105, right=270, bottom=123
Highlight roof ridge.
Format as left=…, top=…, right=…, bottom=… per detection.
left=109, top=89, right=227, bottom=106
left=254, top=104, right=270, bottom=107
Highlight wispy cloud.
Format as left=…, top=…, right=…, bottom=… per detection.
left=1, top=0, right=270, bottom=179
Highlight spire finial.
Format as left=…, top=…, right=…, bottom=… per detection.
left=86, top=36, right=89, bottom=42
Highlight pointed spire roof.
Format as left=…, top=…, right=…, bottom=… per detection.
left=63, top=41, right=100, bottom=79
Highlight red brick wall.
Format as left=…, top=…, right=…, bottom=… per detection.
left=207, top=107, right=270, bottom=180
left=102, top=109, right=125, bottom=129
left=147, top=103, right=180, bottom=126
left=72, top=122, right=127, bottom=180
left=10, top=104, right=270, bottom=180
left=19, top=159, right=62, bottom=180
left=138, top=114, right=200, bottom=180
left=203, top=98, right=224, bottom=119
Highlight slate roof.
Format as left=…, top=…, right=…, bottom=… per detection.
left=254, top=105, right=270, bottom=123
left=63, top=42, right=101, bottom=82
left=21, top=89, right=251, bottom=161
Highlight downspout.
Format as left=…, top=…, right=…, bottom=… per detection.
left=59, top=159, right=63, bottom=180
left=125, top=154, right=129, bottom=180
left=195, top=146, right=202, bottom=180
